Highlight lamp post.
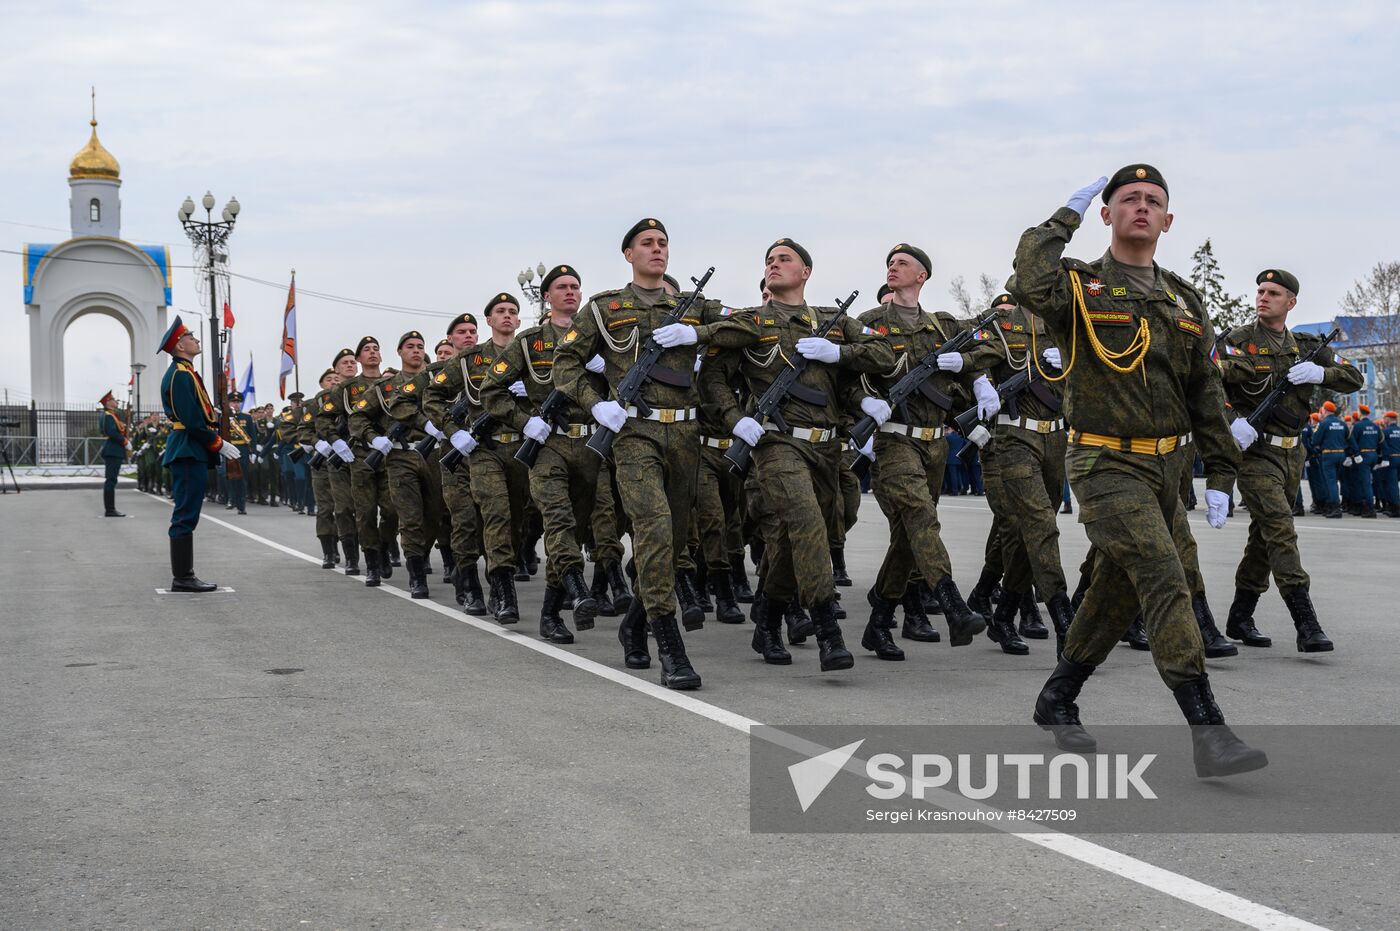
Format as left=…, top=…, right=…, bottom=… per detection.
left=131, top=362, right=146, bottom=422
left=177, top=192, right=240, bottom=389
left=517, top=261, right=548, bottom=321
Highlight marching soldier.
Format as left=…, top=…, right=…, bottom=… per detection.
left=1013, top=165, right=1265, bottom=777
left=1219, top=268, right=1359, bottom=652
left=482, top=264, right=609, bottom=643
left=553, top=218, right=754, bottom=688
left=343, top=337, right=399, bottom=585
left=856, top=244, right=996, bottom=659
left=156, top=315, right=241, bottom=591
left=315, top=349, right=362, bottom=574
left=276, top=398, right=302, bottom=512
left=98, top=389, right=128, bottom=517
left=431, top=315, right=488, bottom=614
left=382, top=331, right=447, bottom=598
left=304, top=369, right=343, bottom=567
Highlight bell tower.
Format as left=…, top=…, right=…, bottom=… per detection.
left=68, top=88, right=121, bottom=238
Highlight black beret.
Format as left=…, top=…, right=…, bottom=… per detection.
left=876, top=283, right=893, bottom=301
left=1256, top=268, right=1300, bottom=295
left=355, top=336, right=379, bottom=357
left=333, top=347, right=355, bottom=366
left=397, top=330, right=424, bottom=350
left=990, top=292, right=1015, bottom=309
left=540, top=264, right=580, bottom=293
left=435, top=338, right=453, bottom=351
left=886, top=243, right=931, bottom=276
left=446, top=312, right=477, bottom=334
left=759, top=277, right=769, bottom=298
left=766, top=237, right=812, bottom=268
left=318, top=368, right=336, bottom=383
left=1103, top=164, right=1168, bottom=204
left=483, top=292, right=520, bottom=315
left=621, top=217, right=667, bottom=252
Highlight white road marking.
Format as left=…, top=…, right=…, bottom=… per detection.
left=141, top=493, right=1331, bottom=931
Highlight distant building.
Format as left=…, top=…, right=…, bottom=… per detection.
left=1294, top=315, right=1400, bottom=410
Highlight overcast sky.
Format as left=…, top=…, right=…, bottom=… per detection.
left=4, top=0, right=1398, bottom=407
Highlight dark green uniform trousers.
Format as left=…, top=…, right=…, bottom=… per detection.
left=311, top=466, right=337, bottom=537
left=529, top=432, right=603, bottom=585
left=588, top=465, right=626, bottom=565
left=351, top=457, right=398, bottom=551
left=696, top=440, right=745, bottom=572
left=442, top=460, right=482, bottom=566
left=751, top=436, right=840, bottom=607
left=613, top=419, right=699, bottom=618
left=329, top=465, right=357, bottom=540
left=871, top=434, right=953, bottom=602
left=1235, top=441, right=1309, bottom=595
left=387, top=448, right=443, bottom=558
left=469, top=440, right=529, bottom=573
left=981, top=426, right=1069, bottom=598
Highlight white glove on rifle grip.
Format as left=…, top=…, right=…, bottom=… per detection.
left=314, top=440, right=332, bottom=456
left=591, top=400, right=628, bottom=434
left=859, top=397, right=892, bottom=426
left=523, top=416, right=552, bottom=444
left=371, top=436, right=393, bottom=455
left=732, top=417, right=766, bottom=447
left=450, top=430, right=477, bottom=456
left=973, top=375, right=1001, bottom=420
left=332, top=439, right=355, bottom=462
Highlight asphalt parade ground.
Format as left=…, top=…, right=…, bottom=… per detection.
left=3, top=486, right=1398, bottom=930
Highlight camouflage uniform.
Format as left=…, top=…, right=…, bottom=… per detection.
left=312, top=385, right=358, bottom=542
left=299, top=392, right=337, bottom=536
left=383, top=368, right=445, bottom=562
left=1010, top=206, right=1237, bottom=688
left=344, top=374, right=400, bottom=569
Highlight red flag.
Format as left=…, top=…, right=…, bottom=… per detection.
left=278, top=275, right=297, bottom=399
left=127, top=374, right=133, bottom=386
left=223, top=301, right=235, bottom=328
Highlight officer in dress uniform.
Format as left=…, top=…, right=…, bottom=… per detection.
left=157, top=315, right=242, bottom=591
left=224, top=391, right=255, bottom=514
left=98, top=389, right=129, bottom=517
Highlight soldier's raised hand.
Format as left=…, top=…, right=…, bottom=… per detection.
left=1066, top=177, right=1110, bottom=216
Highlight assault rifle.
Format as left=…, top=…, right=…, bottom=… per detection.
left=953, top=362, right=1062, bottom=465
left=586, top=266, right=716, bottom=461
left=1245, top=328, right=1341, bottom=431
left=440, top=410, right=499, bottom=474
left=723, top=291, right=858, bottom=476
left=514, top=389, right=569, bottom=468
left=363, top=420, right=409, bottom=472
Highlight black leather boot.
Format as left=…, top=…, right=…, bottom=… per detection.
left=900, top=583, right=941, bottom=642
left=1046, top=591, right=1075, bottom=660
left=675, top=570, right=705, bottom=631
left=460, top=563, right=487, bottom=615
left=407, top=555, right=430, bottom=599
left=169, top=536, right=217, bottom=593
left=1225, top=588, right=1270, bottom=646
left=387, top=541, right=401, bottom=570
left=861, top=591, right=904, bottom=660
left=731, top=557, right=755, bottom=603
left=934, top=576, right=986, bottom=647
left=451, top=565, right=468, bottom=606
left=1122, top=615, right=1150, bottom=650
left=617, top=596, right=651, bottom=669
left=439, top=545, right=455, bottom=585
left=650, top=613, right=701, bottom=689
left=750, top=592, right=792, bottom=665
left=539, top=585, right=575, bottom=644
left=589, top=563, right=616, bottom=617
left=341, top=537, right=361, bottom=576
left=562, top=568, right=597, bottom=631
left=379, top=546, right=394, bottom=580
left=1173, top=675, right=1269, bottom=777
left=710, top=570, right=746, bottom=624
left=319, top=535, right=337, bottom=569
left=811, top=597, right=854, bottom=672
left=1282, top=587, right=1334, bottom=652
left=1018, top=592, right=1049, bottom=639
left=831, top=546, right=852, bottom=586
left=1193, top=591, right=1238, bottom=658
left=919, top=579, right=943, bottom=615
left=784, top=599, right=813, bottom=644
left=103, top=487, right=125, bottom=517
left=966, top=565, right=999, bottom=618
left=693, top=565, right=714, bottom=613
left=363, top=549, right=382, bottom=587
left=488, top=567, right=519, bottom=624
left=986, top=593, right=1030, bottom=655
left=1033, top=658, right=1097, bottom=751
left=606, top=561, right=632, bottom=614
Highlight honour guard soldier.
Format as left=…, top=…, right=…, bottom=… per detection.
left=98, top=389, right=129, bottom=516
left=431, top=314, right=488, bottom=614
left=315, top=350, right=362, bottom=574
left=1219, top=269, right=1359, bottom=651
left=1012, top=166, right=1265, bottom=776
left=305, top=368, right=344, bottom=567
left=157, top=315, right=241, bottom=591
left=382, top=330, right=447, bottom=598
left=225, top=391, right=255, bottom=514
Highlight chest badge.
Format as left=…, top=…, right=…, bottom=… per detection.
left=1086, top=278, right=1104, bottom=296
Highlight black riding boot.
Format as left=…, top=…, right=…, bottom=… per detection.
left=364, top=549, right=382, bottom=587
left=861, top=590, right=904, bottom=660
left=539, top=585, right=575, bottom=644
left=1282, top=587, right=1334, bottom=652
left=1173, top=675, right=1269, bottom=777
left=811, top=597, right=854, bottom=672
left=103, top=487, right=125, bottom=517
left=650, top=613, right=701, bottom=689
left=488, top=567, right=519, bottom=624
left=1225, top=588, right=1270, bottom=646
left=986, top=593, right=1030, bottom=655
left=934, top=576, right=986, bottom=646
left=1193, top=591, right=1238, bottom=658
left=900, top=583, right=940, bottom=642
left=562, top=568, right=597, bottom=631
left=1018, top=592, right=1049, bottom=639
left=387, top=540, right=401, bottom=569
left=169, top=536, right=217, bottom=593
left=750, top=592, right=792, bottom=665
left=1033, top=658, right=1097, bottom=751
left=617, top=596, right=651, bottom=669
left=460, top=562, right=487, bottom=615
left=831, top=546, right=852, bottom=586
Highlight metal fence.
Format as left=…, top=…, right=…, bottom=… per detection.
left=0, top=402, right=117, bottom=466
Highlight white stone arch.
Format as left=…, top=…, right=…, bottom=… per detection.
left=51, top=293, right=143, bottom=399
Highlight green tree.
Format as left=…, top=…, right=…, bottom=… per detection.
left=1190, top=238, right=1252, bottom=332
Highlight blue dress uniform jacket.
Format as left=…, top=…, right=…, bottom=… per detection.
left=160, top=358, right=222, bottom=467
left=99, top=409, right=128, bottom=459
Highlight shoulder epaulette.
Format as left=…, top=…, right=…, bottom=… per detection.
left=1165, top=269, right=1201, bottom=300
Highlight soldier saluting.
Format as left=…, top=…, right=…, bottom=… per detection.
left=1011, top=165, right=1266, bottom=777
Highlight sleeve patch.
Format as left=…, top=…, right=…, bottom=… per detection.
left=493, top=360, right=510, bottom=374
left=1177, top=319, right=1204, bottom=336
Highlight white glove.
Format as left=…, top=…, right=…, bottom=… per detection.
left=1066, top=176, right=1110, bottom=216
left=859, top=397, right=892, bottom=426
left=314, top=440, right=332, bottom=456
left=653, top=323, right=698, bottom=347
left=424, top=420, right=446, bottom=441
left=1375, top=462, right=1386, bottom=471
left=694, top=354, right=703, bottom=373
left=585, top=354, right=606, bottom=374
left=1204, top=489, right=1229, bottom=529
left=523, top=416, right=552, bottom=444
left=248, top=454, right=259, bottom=464
left=300, top=443, right=314, bottom=454
left=219, top=442, right=242, bottom=461
left=733, top=416, right=766, bottom=447
left=967, top=423, right=992, bottom=448
left=371, top=436, right=393, bottom=455
left=1042, top=347, right=1062, bottom=369
left=796, top=337, right=841, bottom=364
left=450, top=429, right=478, bottom=456
left=973, top=374, right=1001, bottom=420
left=1286, top=361, right=1324, bottom=385
left=857, top=437, right=875, bottom=461
left=508, top=380, right=528, bottom=397
left=332, top=438, right=354, bottom=462
left=936, top=351, right=964, bottom=373
left=255, top=444, right=264, bottom=454
left=1230, top=418, right=1258, bottom=451
left=591, top=400, right=628, bottom=433
left=1343, top=457, right=1355, bottom=468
